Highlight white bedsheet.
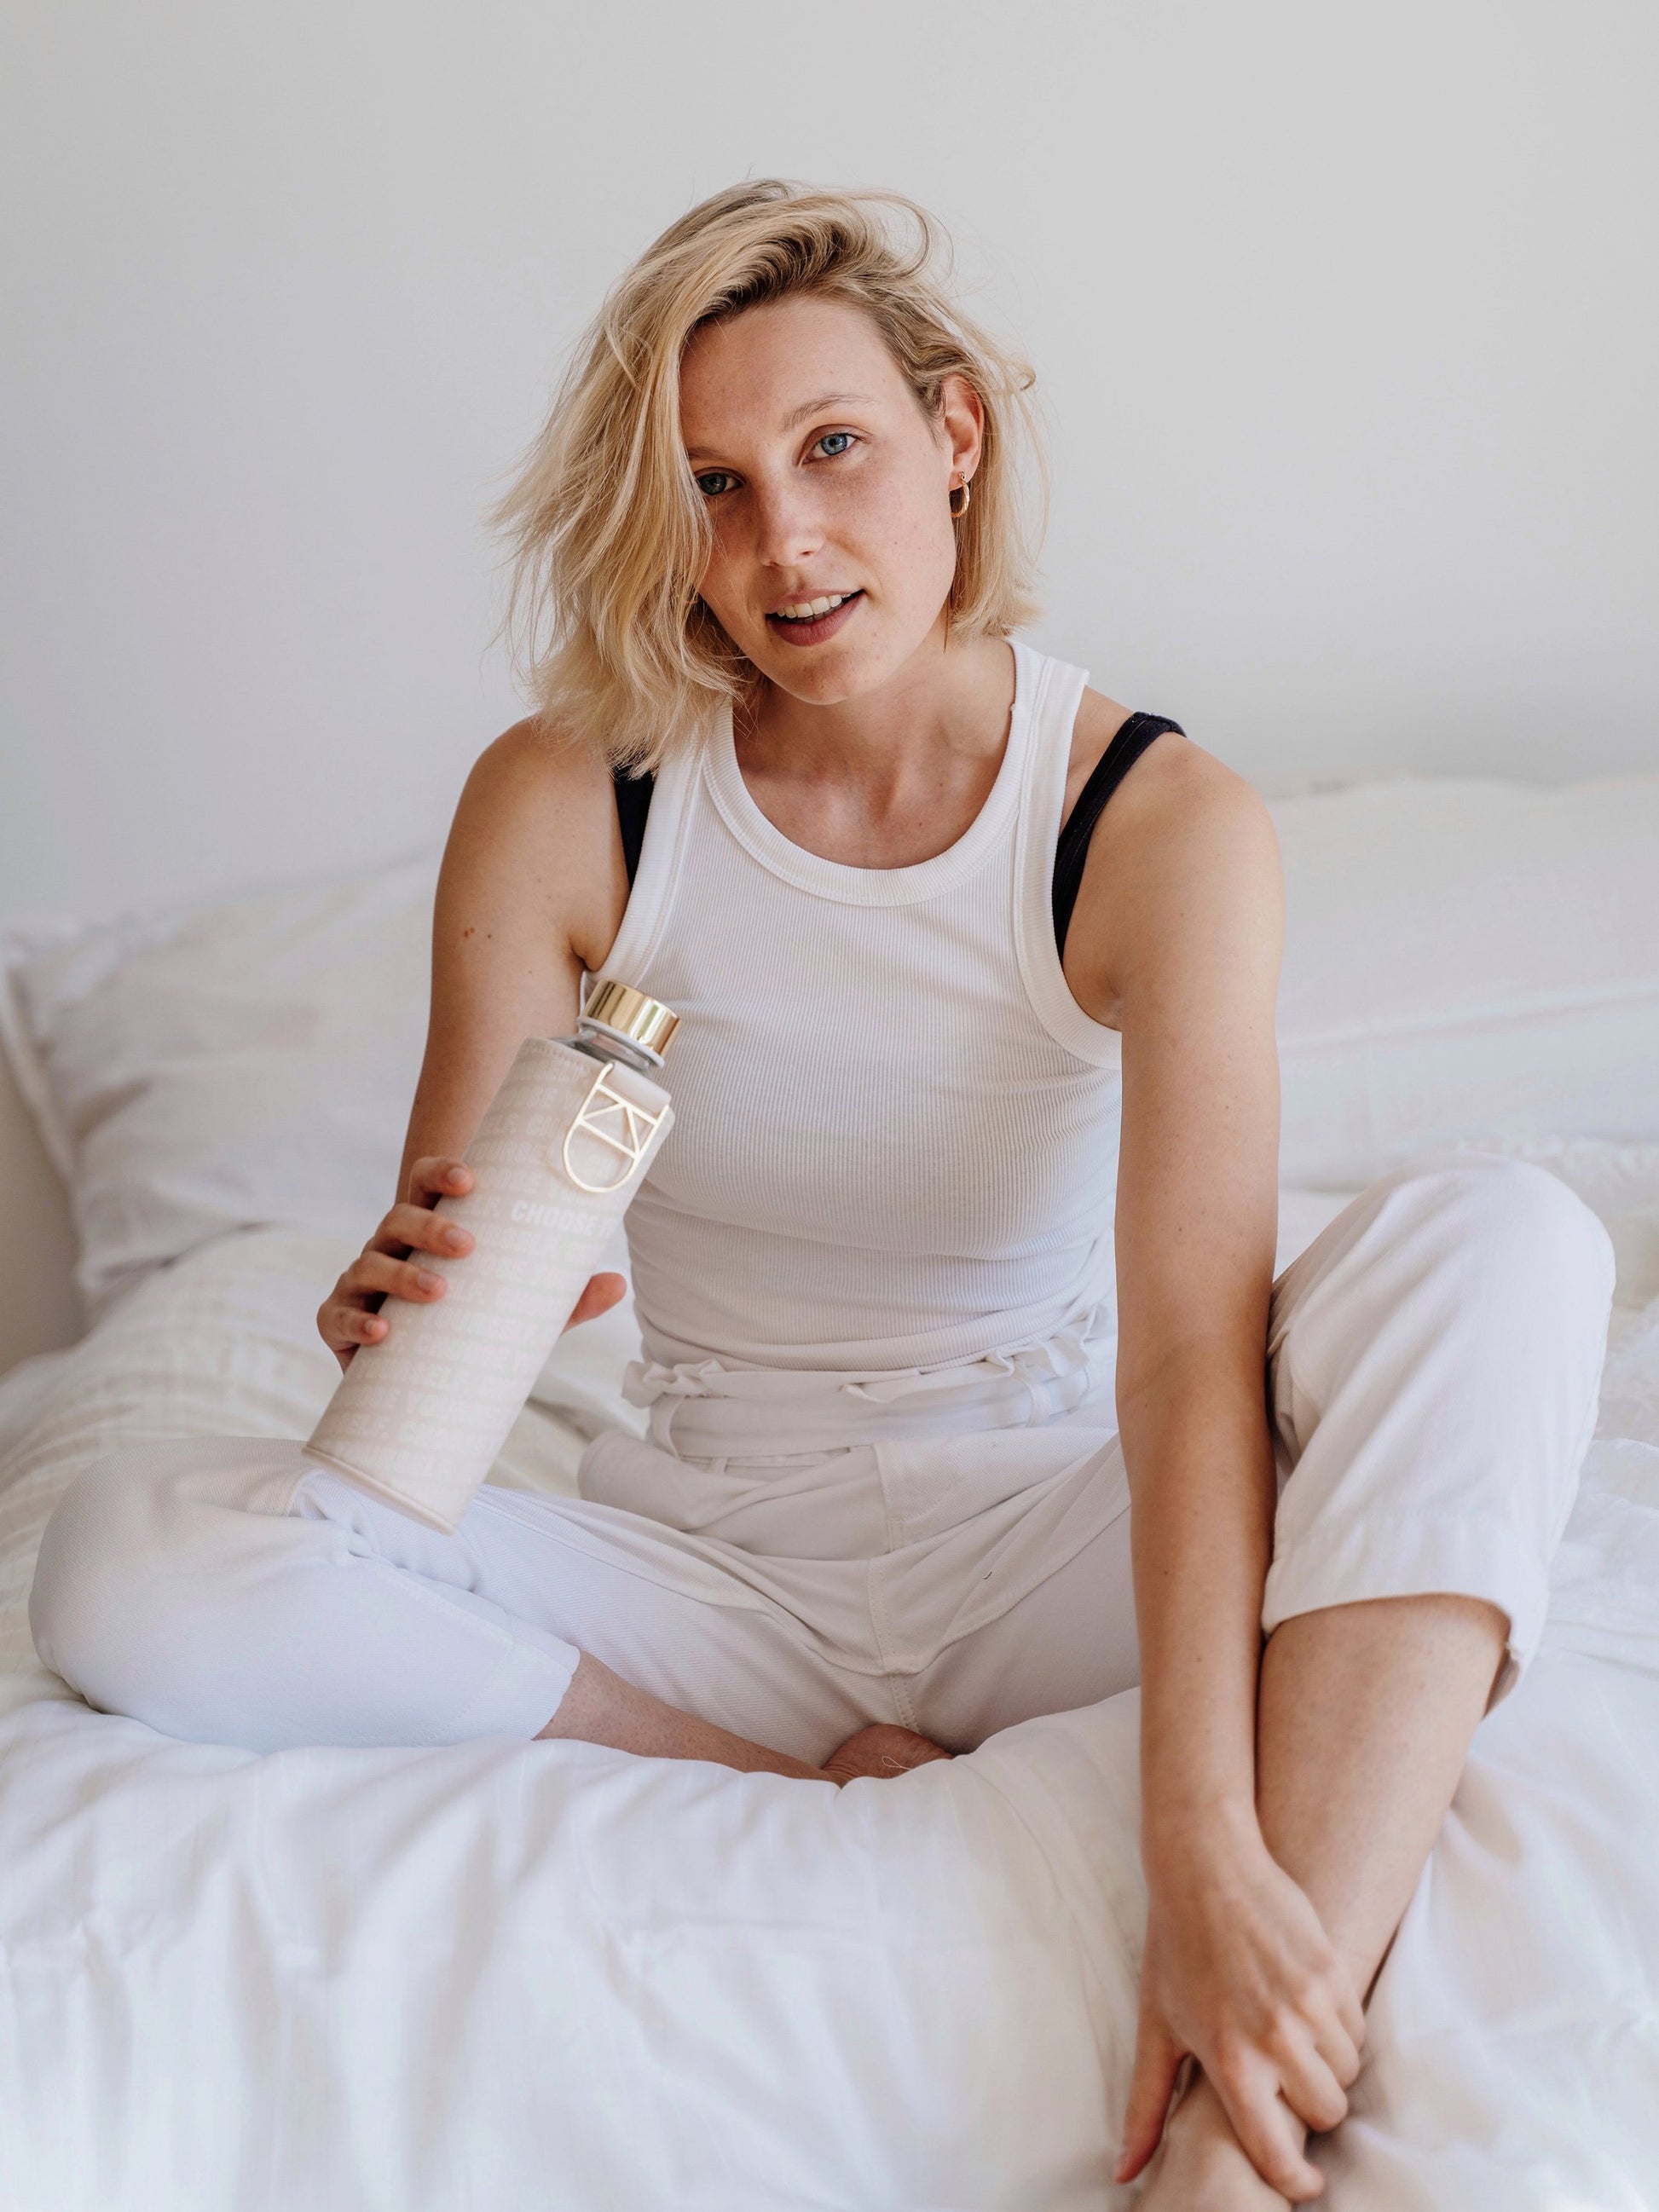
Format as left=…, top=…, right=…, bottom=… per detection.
left=2, top=1146, right=1657, bottom=2209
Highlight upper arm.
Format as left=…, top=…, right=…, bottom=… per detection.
left=396, top=719, right=627, bottom=1193
left=1067, top=739, right=1285, bottom=1407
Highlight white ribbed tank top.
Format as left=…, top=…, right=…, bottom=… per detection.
left=583, top=638, right=1124, bottom=1373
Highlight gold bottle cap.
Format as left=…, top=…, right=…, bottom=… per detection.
left=582, top=978, right=679, bottom=1060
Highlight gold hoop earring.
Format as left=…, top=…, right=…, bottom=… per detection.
left=949, top=475, right=972, bottom=520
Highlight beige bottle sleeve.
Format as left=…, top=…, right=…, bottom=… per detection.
left=303, top=1036, right=673, bottom=1533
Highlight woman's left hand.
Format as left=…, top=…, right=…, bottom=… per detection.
left=1114, top=1818, right=1367, bottom=2198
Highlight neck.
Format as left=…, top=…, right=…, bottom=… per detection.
left=736, top=628, right=1015, bottom=803
left=728, top=629, right=1020, bottom=871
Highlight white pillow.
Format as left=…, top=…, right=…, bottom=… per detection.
left=1272, top=774, right=1659, bottom=1186
left=1, top=855, right=438, bottom=1319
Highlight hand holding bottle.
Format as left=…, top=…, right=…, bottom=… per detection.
left=304, top=986, right=677, bottom=1533
left=316, top=1154, right=627, bottom=1371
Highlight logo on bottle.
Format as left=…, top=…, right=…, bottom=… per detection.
left=560, top=1064, right=668, bottom=1194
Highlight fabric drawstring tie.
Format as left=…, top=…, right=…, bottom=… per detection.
left=621, top=1302, right=1116, bottom=1460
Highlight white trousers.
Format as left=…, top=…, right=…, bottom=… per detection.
left=30, top=1154, right=1614, bottom=1764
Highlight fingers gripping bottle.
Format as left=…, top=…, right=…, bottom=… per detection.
left=303, top=979, right=678, bottom=1533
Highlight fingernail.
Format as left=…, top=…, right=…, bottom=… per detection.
left=416, top=1270, right=441, bottom=1291
left=443, top=1227, right=469, bottom=1250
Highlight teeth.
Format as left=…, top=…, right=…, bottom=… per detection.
left=774, top=592, right=850, bottom=621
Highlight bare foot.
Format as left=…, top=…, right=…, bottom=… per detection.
left=1136, top=2071, right=1300, bottom=2210
left=821, top=1723, right=953, bottom=1784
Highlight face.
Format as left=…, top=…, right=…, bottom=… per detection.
left=678, top=294, right=983, bottom=705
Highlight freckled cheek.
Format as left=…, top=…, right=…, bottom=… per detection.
left=859, top=515, right=951, bottom=612
left=818, top=493, right=922, bottom=598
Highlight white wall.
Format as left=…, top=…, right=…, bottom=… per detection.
left=3, top=0, right=1656, bottom=926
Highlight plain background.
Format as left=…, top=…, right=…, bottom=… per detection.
left=3, top=0, right=1656, bottom=925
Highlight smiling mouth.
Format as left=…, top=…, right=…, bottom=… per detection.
left=764, top=588, right=864, bottom=638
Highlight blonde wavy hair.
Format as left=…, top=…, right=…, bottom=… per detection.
left=488, top=178, right=1049, bottom=775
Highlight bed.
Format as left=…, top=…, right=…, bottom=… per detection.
left=3, top=771, right=1657, bottom=2209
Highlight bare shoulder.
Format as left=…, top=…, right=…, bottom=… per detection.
left=1102, top=729, right=1276, bottom=868
left=1062, top=708, right=1281, bottom=1022
left=460, top=713, right=613, bottom=828
left=443, top=714, right=627, bottom=974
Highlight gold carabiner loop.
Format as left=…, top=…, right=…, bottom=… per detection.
left=560, top=1061, right=668, bottom=1195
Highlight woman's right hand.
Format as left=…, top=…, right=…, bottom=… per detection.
left=317, top=1156, right=482, bottom=1371
left=317, top=1155, right=633, bottom=1372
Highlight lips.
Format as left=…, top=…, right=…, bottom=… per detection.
left=763, top=588, right=864, bottom=646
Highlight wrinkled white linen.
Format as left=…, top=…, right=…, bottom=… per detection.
left=1, top=1146, right=1657, bottom=2208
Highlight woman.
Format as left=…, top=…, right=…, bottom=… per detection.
left=32, top=182, right=1614, bottom=2207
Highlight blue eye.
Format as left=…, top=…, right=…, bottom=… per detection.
left=693, top=434, right=855, bottom=499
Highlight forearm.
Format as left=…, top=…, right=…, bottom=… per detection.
left=1120, top=1351, right=1277, bottom=1857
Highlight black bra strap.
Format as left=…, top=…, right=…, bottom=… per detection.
left=1051, top=712, right=1184, bottom=959
left=613, top=765, right=655, bottom=887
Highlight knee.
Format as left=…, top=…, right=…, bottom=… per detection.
left=29, top=1440, right=302, bottom=1731
left=1394, top=1152, right=1615, bottom=1308
left=1275, top=1151, right=1616, bottom=1402
left=30, top=1447, right=194, bottom=1714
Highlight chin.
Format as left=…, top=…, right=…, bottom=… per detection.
left=770, top=628, right=945, bottom=707
left=750, top=644, right=882, bottom=706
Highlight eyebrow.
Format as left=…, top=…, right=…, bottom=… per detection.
left=685, top=392, right=873, bottom=463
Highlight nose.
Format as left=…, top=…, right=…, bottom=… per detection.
left=749, top=471, right=825, bottom=574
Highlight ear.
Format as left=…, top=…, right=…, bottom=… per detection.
left=938, top=371, right=986, bottom=488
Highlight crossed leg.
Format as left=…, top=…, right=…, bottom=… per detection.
left=1136, top=1152, right=1616, bottom=2205
left=1141, top=1591, right=1508, bottom=2207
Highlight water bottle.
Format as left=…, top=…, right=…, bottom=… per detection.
left=303, top=979, right=678, bottom=1532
